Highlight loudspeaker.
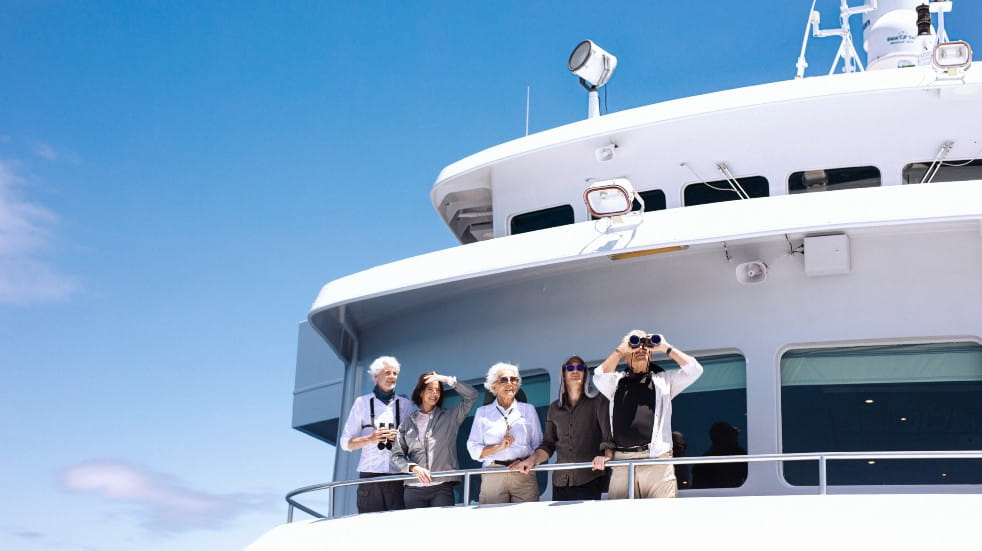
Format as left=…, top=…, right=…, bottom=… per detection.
left=735, top=260, right=768, bottom=285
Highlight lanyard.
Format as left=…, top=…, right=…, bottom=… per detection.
left=495, top=405, right=513, bottom=431
left=366, top=397, right=400, bottom=428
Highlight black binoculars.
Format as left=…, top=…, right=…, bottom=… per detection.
left=628, top=333, right=662, bottom=349
left=377, top=423, right=394, bottom=450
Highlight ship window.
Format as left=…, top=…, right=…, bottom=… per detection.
left=510, top=205, right=574, bottom=235
left=788, top=166, right=881, bottom=194
left=660, top=353, right=748, bottom=490
left=444, top=372, right=550, bottom=503
left=683, top=176, right=769, bottom=206
left=780, top=342, right=982, bottom=486
left=590, top=189, right=667, bottom=220
left=902, top=159, right=982, bottom=184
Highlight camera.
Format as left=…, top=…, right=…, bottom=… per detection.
left=628, top=333, right=661, bottom=349
left=377, top=422, right=394, bottom=450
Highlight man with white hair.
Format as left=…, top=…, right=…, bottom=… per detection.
left=593, top=331, right=703, bottom=499
left=467, top=362, right=543, bottom=504
left=339, top=355, right=415, bottom=513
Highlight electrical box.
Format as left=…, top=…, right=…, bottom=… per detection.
left=804, top=234, right=851, bottom=276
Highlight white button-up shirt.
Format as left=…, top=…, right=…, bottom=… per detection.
left=339, top=392, right=414, bottom=474
left=467, top=399, right=542, bottom=466
left=593, top=360, right=703, bottom=458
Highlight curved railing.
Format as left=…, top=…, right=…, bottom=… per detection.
left=285, top=450, right=982, bottom=522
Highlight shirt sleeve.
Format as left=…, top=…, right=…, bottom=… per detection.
left=339, top=397, right=365, bottom=452
left=536, top=405, right=558, bottom=458
left=667, top=358, right=704, bottom=399
left=390, top=423, right=411, bottom=473
left=525, top=403, right=543, bottom=450
left=594, top=395, right=615, bottom=452
left=466, top=408, right=487, bottom=461
left=451, top=380, right=479, bottom=424
left=593, top=369, right=620, bottom=400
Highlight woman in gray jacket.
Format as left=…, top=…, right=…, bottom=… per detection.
left=391, top=372, right=478, bottom=508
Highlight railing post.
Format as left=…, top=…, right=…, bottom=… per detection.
left=627, top=461, right=636, bottom=499
left=287, top=504, right=294, bottom=523
left=463, top=472, right=471, bottom=505
left=818, top=455, right=827, bottom=495
left=328, top=485, right=335, bottom=519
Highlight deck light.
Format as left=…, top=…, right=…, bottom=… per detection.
left=933, top=41, right=972, bottom=77
left=583, top=178, right=639, bottom=218
left=569, top=40, right=617, bottom=119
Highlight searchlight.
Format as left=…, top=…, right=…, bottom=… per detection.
left=568, top=40, right=617, bottom=119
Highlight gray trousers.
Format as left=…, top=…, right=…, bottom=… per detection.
left=357, top=472, right=406, bottom=513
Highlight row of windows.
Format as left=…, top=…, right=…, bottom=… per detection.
left=440, top=341, right=982, bottom=497
left=510, top=160, right=982, bottom=235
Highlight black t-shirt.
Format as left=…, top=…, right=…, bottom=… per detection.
left=611, top=371, right=656, bottom=448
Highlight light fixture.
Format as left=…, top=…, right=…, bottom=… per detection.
left=735, top=260, right=768, bottom=285
left=583, top=178, right=639, bottom=218
left=865, top=399, right=875, bottom=404
left=933, top=41, right=972, bottom=78
left=867, top=460, right=876, bottom=465
left=900, top=417, right=908, bottom=421
left=568, top=40, right=617, bottom=119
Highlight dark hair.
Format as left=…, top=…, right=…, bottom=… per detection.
left=411, top=372, right=445, bottom=408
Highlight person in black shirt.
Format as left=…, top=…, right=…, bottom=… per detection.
left=512, top=356, right=612, bottom=501
left=593, top=330, right=703, bottom=499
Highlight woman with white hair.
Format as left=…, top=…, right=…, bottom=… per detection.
left=338, top=356, right=415, bottom=513
left=466, top=362, right=543, bottom=504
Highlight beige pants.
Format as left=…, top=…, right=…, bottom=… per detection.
left=479, top=470, right=540, bottom=504
left=608, top=450, right=677, bottom=499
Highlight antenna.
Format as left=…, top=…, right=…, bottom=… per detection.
left=810, top=0, right=878, bottom=74
left=795, top=0, right=820, bottom=79
left=525, top=85, right=530, bottom=137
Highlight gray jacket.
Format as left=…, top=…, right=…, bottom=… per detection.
left=391, top=379, right=478, bottom=485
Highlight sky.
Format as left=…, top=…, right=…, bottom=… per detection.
left=3, top=1, right=981, bottom=550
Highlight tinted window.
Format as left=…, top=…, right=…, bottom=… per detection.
left=902, top=160, right=982, bottom=185
left=684, top=176, right=769, bottom=206
left=789, top=166, right=881, bottom=194
left=781, top=342, right=982, bottom=486
left=510, top=205, right=574, bottom=235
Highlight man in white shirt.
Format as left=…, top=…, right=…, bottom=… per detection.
left=339, top=356, right=415, bottom=513
left=466, top=362, right=543, bottom=504
left=593, top=331, right=703, bottom=499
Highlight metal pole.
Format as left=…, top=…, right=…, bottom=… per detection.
left=287, top=504, right=294, bottom=523
left=328, top=486, right=335, bottom=519
left=627, top=461, right=636, bottom=499
left=818, top=455, right=827, bottom=495
left=463, top=472, right=471, bottom=505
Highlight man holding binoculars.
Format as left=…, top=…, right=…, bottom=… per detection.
left=593, top=330, right=703, bottom=499
left=339, top=356, right=414, bottom=513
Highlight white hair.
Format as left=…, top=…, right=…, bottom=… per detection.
left=368, top=356, right=400, bottom=377
left=484, top=362, right=520, bottom=392
left=625, top=329, right=646, bottom=341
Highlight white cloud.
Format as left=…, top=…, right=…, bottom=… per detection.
left=0, top=159, right=77, bottom=303
left=61, top=460, right=276, bottom=533
left=34, top=143, right=58, bottom=161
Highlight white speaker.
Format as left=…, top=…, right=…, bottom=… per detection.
left=735, top=260, right=768, bottom=285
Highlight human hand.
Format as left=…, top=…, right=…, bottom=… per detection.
left=510, top=458, right=534, bottom=474
left=651, top=334, right=669, bottom=354
left=423, top=372, right=449, bottom=385
left=615, top=336, right=633, bottom=359
left=370, top=427, right=388, bottom=443
left=591, top=455, right=610, bottom=471
left=411, top=465, right=433, bottom=484
left=499, top=433, right=515, bottom=450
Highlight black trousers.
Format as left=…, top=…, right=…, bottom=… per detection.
left=357, top=472, right=405, bottom=513
left=404, top=483, right=455, bottom=509
left=552, top=476, right=606, bottom=502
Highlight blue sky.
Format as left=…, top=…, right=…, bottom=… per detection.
left=3, top=1, right=981, bottom=549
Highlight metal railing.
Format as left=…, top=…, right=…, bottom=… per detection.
left=285, top=450, right=982, bottom=522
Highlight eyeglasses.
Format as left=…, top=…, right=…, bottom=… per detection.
left=564, top=364, right=585, bottom=371
left=628, top=334, right=661, bottom=349
left=497, top=376, right=521, bottom=385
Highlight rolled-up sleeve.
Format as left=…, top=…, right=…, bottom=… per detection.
left=592, top=369, right=620, bottom=400
left=525, top=403, right=543, bottom=450
left=668, top=359, right=704, bottom=398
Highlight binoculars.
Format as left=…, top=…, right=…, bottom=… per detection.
left=377, top=423, right=395, bottom=450
left=628, top=333, right=662, bottom=349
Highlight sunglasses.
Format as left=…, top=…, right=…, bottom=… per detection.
left=564, top=364, right=585, bottom=371
left=497, top=376, right=521, bottom=385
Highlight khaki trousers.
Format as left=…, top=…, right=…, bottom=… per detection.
left=479, top=470, right=540, bottom=504
left=608, top=450, right=677, bottom=499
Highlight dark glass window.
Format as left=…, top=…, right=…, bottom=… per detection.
left=660, top=354, right=748, bottom=490
left=789, top=166, right=881, bottom=194
left=684, top=176, right=769, bottom=206
left=781, top=342, right=982, bottom=486
left=510, top=205, right=574, bottom=235
left=444, top=372, right=550, bottom=503
left=902, top=160, right=982, bottom=185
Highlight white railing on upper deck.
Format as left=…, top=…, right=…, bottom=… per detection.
left=285, top=450, right=982, bottom=522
